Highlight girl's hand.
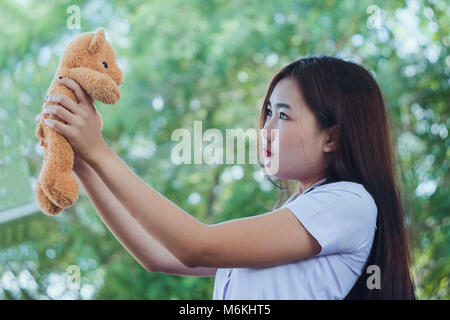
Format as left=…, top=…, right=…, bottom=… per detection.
left=42, top=77, right=107, bottom=164
left=36, top=111, right=89, bottom=175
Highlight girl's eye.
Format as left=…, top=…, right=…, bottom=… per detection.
left=266, top=108, right=288, bottom=120
left=280, top=112, right=288, bottom=120
left=102, top=61, right=108, bottom=68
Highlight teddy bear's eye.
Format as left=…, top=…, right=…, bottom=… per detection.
left=102, top=61, right=108, bottom=68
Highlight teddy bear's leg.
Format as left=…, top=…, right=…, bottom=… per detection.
left=35, top=120, right=64, bottom=214
left=35, top=179, right=63, bottom=215
left=38, top=124, right=79, bottom=209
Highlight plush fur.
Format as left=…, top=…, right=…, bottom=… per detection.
left=35, top=28, right=123, bottom=215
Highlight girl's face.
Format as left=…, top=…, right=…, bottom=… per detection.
left=260, top=77, right=336, bottom=185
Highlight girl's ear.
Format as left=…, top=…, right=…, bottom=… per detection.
left=88, top=28, right=105, bottom=55
left=323, top=125, right=339, bottom=153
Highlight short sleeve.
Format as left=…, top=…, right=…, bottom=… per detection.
left=285, top=186, right=377, bottom=256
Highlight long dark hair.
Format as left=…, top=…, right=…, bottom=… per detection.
left=257, top=54, right=416, bottom=299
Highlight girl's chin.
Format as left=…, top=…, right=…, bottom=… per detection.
left=261, top=162, right=283, bottom=177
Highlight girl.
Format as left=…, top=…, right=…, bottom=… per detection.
left=37, top=54, right=415, bottom=299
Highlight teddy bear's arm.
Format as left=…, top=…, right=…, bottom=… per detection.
left=35, top=121, right=45, bottom=146
left=68, top=67, right=120, bottom=105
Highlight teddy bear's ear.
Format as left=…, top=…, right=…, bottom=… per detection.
left=88, top=28, right=105, bottom=55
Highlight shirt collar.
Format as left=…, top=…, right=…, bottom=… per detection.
left=300, top=177, right=328, bottom=195
left=285, top=177, right=328, bottom=206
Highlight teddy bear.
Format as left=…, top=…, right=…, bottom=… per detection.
left=35, top=28, right=123, bottom=216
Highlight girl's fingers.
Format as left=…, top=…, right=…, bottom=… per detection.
left=43, top=105, right=77, bottom=124
left=36, top=113, right=42, bottom=122
left=57, top=77, right=93, bottom=106
left=44, top=117, right=71, bottom=138
left=46, top=93, right=78, bottom=114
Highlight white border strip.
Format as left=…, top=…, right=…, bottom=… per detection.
left=0, top=201, right=41, bottom=225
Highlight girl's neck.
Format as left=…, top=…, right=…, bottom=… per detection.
left=298, top=176, right=327, bottom=195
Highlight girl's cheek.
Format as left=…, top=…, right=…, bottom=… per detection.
left=280, top=127, right=298, bottom=145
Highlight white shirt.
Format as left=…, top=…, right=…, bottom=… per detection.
left=212, top=178, right=378, bottom=300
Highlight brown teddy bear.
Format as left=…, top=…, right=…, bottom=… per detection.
left=35, top=28, right=123, bottom=216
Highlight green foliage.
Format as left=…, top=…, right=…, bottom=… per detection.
left=0, top=0, right=448, bottom=299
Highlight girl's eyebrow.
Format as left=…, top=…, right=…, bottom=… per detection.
left=268, top=100, right=292, bottom=110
